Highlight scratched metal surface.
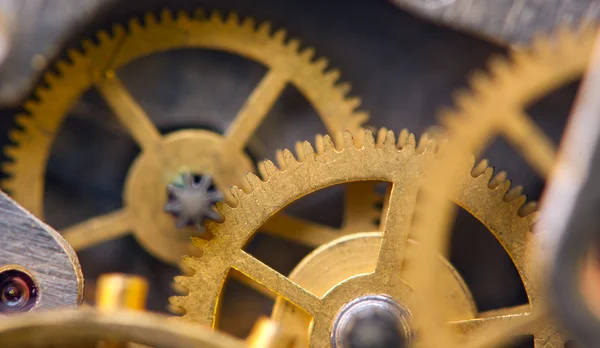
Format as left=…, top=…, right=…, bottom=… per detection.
left=391, top=0, right=600, bottom=44
left=0, top=190, right=83, bottom=310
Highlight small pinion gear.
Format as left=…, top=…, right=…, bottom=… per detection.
left=164, top=173, right=224, bottom=232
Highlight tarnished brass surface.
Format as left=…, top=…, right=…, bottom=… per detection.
left=403, top=26, right=600, bottom=347
left=171, top=128, right=556, bottom=347
left=1, top=9, right=368, bottom=265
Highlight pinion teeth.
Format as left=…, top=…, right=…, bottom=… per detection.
left=273, top=29, right=287, bottom=43
left=226, top=12, right=239, bottom=25
left=416, top=133, right=431, bottom=154
left=287, top=39, right=300, bottom=53
left=519, top=202, right=538, bottom=217
left=209, top=10, right=223, bottom=23
left=314, top=57, right=328, bottom=72
left=302, top=141, right=316, bottom=158
left=376, top=128, right=389, bottom=147
left=337, top=82, right=351, bottom=95
left=471, top=159, right=489, bottom=177
left=504, top=185, right=523, bottom=202
left=241, top=17, right=255, bottom=30
left=397, top=129, right=410, bottom=149
left=258, top=160, right=278, bottom=180
left=294, top=141, right=306, bottom=162
left=275, top=150, right=287, bottom=170
left=324, top=69, right=340, bottom=84
left=258, top=21, right=272, bottom=36
left=488, top=171, right=507, bottom=189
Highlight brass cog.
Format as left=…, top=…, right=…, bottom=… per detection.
left=1, top=9, right=370, bottom=265
left=171, top=128, right=558, bottom=347
left=403, top=26, right=599, bottom=347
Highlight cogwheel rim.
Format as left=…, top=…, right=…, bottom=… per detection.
left=406, top=26, right=598, bottom=347
left=170, top=128, right=555, bottom=347
left=2, top=8, right=368, bottom=219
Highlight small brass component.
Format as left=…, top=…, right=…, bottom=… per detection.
left=96, top=273, right=148, bottom=312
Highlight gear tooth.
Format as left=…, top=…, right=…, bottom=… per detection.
left=397, top=129, right=410, bottom=149
left=342, top=131, right=355, bottom=149
left=531, top=34, right=553, bottom=55
left=519, top=202, right=538, bottom=217
left=314, top=57, right=328, bottom=72
left=300, top=47, right=315, bottom=61
left=273, top=28, right=287, bottom=44
left=176, top=10, right=191, bottom=23
left=96, top=30, right=111, bottom=45
left=504, top=185, right=523, bottom=202
left=314, top=134, right=325, bottom=154
left=352, top=111, right=369, bottom=125
left=230, top=185, right=245, bottom=201
left=382, top=130, right=396, bottom=149
left=352, top=128, right=365, bottom=148
left=81, top=39, right=95, bottom=53
left=302, top=141, right=316, bottom=158
left=168, top=295, right=188, bottom=314
left=527, top=211, right=541, bottom=226
left=128, top=17, right=144, bottom=33
left=324, top=69, right=340, bottom=84
left=145, top=12, right=158, bottom=26
left=376, top=127, right=389, bottom=146
left=404, top=133, right=417, bottom=151
left=488, top=55, right=512, bottom=79
left=194, top=8, right=206, bottom=20
left=346, top=97, right=361, bottom=110
left=168, top=302, right=186, bottom=315
left=287, top=39, right=301, bottom=53
left=56, top=60, right=71, bottom=74
left=171, top=280, right=188, bottom=295
left=294, top=141, right=306, bottom=162
left=488, top=171, right=507, bottom=189
left=275, top=149, right=287, bottom=170
left=258, top=159, right=278, bottom=180
left=191, top=236, right=209, bottom=250
left=43, top=71, right=59, bottom=86
left=471, top=159, right=489, bottom=177
left=245, top=172, right=263, bottom=191
left=481, top=166, right=495, bottom=183
left=241, top=17, right=255, bottom=30
left=257, top=21, right=272, bottom=37
left=321, top=134, right=336, bottom=153
left=453, top=89, right=476, bottom=110
left=332, top=132, right=344, bottom=151
left=0, top=178, right=13, bottom=192
left=364, top=129, right=376, bottom=148
left=15, top=113, right=33, bottom=127
left=282, top=148, right=298, bottom=166
left=226, top=12, right=240, bottom=25
left=67, top=48, right=84, bottom=64
left=337, top=82, right=351, bottom=95
left=1, top=161, right=15, bottom=174
left=469, top=70, right=493, bottom=95
left=7, top=130, right=24, bottom=143
left=510, top=195, right=527, bottom=211
left=33, top=86, right=50, bottom=100
left=416, top=133, right=431, bottom=154
left=111, top=23, right=125, bottom=37
left=160, top=8, right=174, bottom=23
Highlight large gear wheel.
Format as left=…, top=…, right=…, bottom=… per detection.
left=171, top=128, right=563, bottom=347
left=402, top=26, right=599, bottom=347
left=1, top=9, right=371, bottom=265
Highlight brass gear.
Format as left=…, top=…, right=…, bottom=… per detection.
left=170, top=128, right=558, bottom=347
left=402, top=26, right=599, bottom=347
left=1, top=9, right=370, bottom=265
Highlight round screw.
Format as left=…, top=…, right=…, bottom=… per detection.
left=0, top=268, right=38, bottom=313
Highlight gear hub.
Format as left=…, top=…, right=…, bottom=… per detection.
left=164, top=172, right=224, bottom=232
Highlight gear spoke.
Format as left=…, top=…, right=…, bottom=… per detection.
left=62, top=209, right=133, bottom=251
left=342, top=182, right=382, bottom=233
left=96, top=72, right=162, bottom=151
left=225, top=70, right=289, bottom=150
left=261, top=213, right=341, bottom=247
left=503, top=110, right=556, bottom=178
left=233, top=251, right=321, bottom=315
left=375, top=182, right=418, bottom=278
left=455, top=310, right=543, bottom=348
